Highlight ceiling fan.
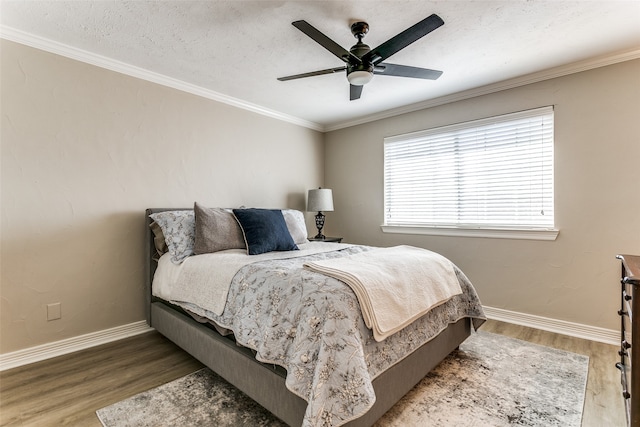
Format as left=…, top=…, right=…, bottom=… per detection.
left=277, top=14, right=445, bottom=101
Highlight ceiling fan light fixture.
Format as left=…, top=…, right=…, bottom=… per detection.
left=347, top=70, right=373, bottom=86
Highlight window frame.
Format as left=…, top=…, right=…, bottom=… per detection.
left=382, top=107, right=559, bottom=241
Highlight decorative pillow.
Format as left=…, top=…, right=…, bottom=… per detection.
left=232, top=208, right=299, bottom=255
left=149, top=210, right=195, bottom=263
left=194, top=202, right=245, bottom=254
left=149, top=220, right=169, bottom=257
left=282, top=209, right=309, bottom=245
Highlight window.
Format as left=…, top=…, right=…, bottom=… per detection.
left=383, top=106, right=556, bottom=240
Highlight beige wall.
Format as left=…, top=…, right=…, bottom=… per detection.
left=0, top=40, right=324, bottom=353
left=325, top=59, right=640, bottom=331
left=2, top=38, right=638, bottom=355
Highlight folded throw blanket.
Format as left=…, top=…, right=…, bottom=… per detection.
left=304, top=245, right=462, bottom=341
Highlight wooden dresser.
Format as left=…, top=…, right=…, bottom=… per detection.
left=616, top=254, right=639, bottom=427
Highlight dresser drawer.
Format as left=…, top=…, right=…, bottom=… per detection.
left=623, top=284, right=633, bottom=345
left=616, top=254, right=639, bottom=427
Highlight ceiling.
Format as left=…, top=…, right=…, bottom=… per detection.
left=2, top=1, right=640, bottom=131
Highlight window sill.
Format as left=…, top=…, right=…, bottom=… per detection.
left=381, top=225, right=559, bottom=241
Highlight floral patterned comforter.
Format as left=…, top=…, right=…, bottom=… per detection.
left=172, top=245, right=486, bottom=427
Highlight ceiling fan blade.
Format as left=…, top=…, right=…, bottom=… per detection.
left=374, top=63, right=443, bottom=80
left=292, top=20, right=361, bottom=64
left=362, top=14, right=444, bottom=65
left=350, top=84, right=363, bottom=101
left=278, top=66, right=346, bottom=81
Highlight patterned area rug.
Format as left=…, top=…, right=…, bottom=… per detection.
left=96, top=331, right=588, bottom=426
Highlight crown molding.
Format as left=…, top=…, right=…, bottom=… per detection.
left=0, top=25, right=324, bottom=132
left=2, top=25, right=638, bottom=134
left=325, top=47, right=640, bottom=132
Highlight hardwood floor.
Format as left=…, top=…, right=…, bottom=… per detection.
left=0, top=332, right=203, bottom=427
left=0, top=320, right=625, bottom=426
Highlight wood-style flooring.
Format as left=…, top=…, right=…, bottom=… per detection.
left=0, top=320, right=626, bottom=426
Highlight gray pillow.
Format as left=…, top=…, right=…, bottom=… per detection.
left=149, top=220, right=168, bottom=257
left=194, top=203, right=245, bottom=254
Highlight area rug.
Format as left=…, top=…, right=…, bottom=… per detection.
left=96, top=331, right=588, bottom=426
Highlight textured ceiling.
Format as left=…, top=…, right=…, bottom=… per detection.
left=2, top=1, right=640, bottom=130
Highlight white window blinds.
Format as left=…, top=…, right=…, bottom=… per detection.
left=384, top=106, right=554, bottom=230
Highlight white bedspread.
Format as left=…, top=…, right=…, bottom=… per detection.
left=303, top=245, right=462, bottom=341
left=153, top=242, right=349, bottom=315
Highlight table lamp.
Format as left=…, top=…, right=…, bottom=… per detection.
left=307, top=188, right=334, bottom=239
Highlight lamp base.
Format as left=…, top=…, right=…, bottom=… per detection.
left=314, top=212, right=326, bottom=240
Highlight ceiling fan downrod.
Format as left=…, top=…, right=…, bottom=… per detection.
left=347, top=21, right=374, bottom=85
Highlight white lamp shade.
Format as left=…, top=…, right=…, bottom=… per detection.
left=307, top=188, right=334, bottom=212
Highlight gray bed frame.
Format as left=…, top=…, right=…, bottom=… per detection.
left=145, top=208, right=471, bottom=426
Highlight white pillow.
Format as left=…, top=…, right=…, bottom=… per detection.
left=282, top=209, right=309, bottom=244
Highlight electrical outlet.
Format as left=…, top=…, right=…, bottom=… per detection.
left=47, top=303, right=61, bottom=321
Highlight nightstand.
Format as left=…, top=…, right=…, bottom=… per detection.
left=308, top=236, right=343, bottom=243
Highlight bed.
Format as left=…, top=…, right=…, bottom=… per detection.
left=145, top=206, right=485, bottom=426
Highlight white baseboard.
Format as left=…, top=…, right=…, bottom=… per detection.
left=0, top=320, right=153, bottom=372
left=483, top=306, right=619, bottom=346
left=0, top=308, right=619, bottom=372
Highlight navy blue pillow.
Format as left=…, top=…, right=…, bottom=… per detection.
left=233, top=208, right=299, bottom=255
